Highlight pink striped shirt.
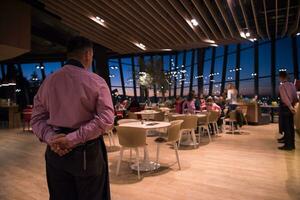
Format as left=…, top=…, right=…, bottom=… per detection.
left=31, top=65, right=114, bottom=147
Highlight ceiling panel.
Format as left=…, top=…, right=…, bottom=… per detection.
left=42, top=0, right=300, bottom=54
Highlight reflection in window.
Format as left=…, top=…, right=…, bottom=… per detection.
left=212, top=83, right=221, bottom=95
left=203, top=60, right=211, bottom=86
left=21, top=63, right=42, bottom=81
left=108, top=59, right=122, bottom=87
left=121, top=58, right=133, bottom=88
left=203, top=85, right=209, bottom=96
left=43, top=62, right=61, bottom=76
left=226, top=53, right=236, bottom=82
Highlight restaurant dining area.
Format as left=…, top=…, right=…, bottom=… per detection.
left=1, top=0, right=300, bottom=200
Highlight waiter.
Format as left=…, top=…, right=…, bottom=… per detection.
left=278, top=71, right=298, bottom=151
left=31, top=36, right=114, bottom=199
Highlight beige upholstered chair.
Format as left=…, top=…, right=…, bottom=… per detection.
left=128, top=112, right=138, bottom=119
left=167, top=113, right=176, bottom=122
left=116, top=126, right=147, bottom=179
left=224, top=111, right=241, bottom=134
left=198, top=112, right=211, bottom=142
left=155, top=120, right=183, bottom=170
left=208, top=111, right=220, bottom=137
left=153, top=111, right=165, bottom=121
left=175, top=115, right=198, bottom=148
left=105, top=126, right=115, bottom=146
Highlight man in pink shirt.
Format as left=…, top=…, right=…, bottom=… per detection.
left=31, top=37, right=114, bottom=200
left=277, top=71, right=298, bottom=151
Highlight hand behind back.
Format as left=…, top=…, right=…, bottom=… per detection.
left=49, top=134, right=73, bottom=156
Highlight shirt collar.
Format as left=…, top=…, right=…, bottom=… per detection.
left=65, top=59, right=85, bottom=69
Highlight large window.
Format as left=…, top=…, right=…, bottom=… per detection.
left=276, top=37, right=293, bottom=76
left=105, top=36, right=298, bottom=101
left=258, top=41, right=271, bottom=96
left=226, top=53, right=236, bottom=82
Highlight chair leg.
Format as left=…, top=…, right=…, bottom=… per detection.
left=214, top=123, right=219, bottom=137
left=116, top=147, right=124, bottom=176
left=207, top=126, right=212, bottom=142
left=174, top=142, right=181, bottom=170
left=191, top=129, right=197, bottom=148
left=108, top=131, right=115, bottom=146
left=135, top=148, right=140, bottom=179
left=197, top=126, right=201, bottom=143
left=108, top=132, right=112, bottom=146
left=178, top=130, right=182, bottom=148
left=156, top=143, right=160, bottom=169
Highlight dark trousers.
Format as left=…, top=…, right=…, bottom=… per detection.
left=45, top=137, right=110, bottom=200
left=280, top=106, right=295, bottom=148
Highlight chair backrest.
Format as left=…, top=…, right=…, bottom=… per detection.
left=228, top=110, right=237, bottom=121
left=168, top=113, right=175, bottom=122
left=117, top=119, right=139, bottom=125
left=208, top=111, right=220, bottom=123
left=167, top=120, right=183, bottom=142
left=153, top=111, right=165, bottom=121
left=116, top=126, right=146, bottom=148
left=128, top=112, right=138, bottom=119
left=176, top=115, right=198, bottom=130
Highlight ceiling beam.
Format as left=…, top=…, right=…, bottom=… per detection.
left=123, top=0, right=182, bottom=45
left=251, top=0, right=264, bottom=39
left=156, top=0, right=198, bottom=42
left=189, top=0, right=221, bottom=39
left=281, top=0, right=290, bottom=37
left=263, top=0, right=271, bottom=39
left=203, top=0, right=228, bottom=39
left=215, top=0, right=237, bottom=38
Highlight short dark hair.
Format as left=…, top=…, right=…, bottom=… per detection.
left=279, top=71, right=288, bottom=79
left=67, top=36, right=93, bottom=54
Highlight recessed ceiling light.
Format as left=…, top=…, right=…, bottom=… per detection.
left=190, top=19, right=198, bottom=26
left=135, top=43, right=146, bottom=50
left=95, top=16, right=105, bottom=23
left=204, top=39, right=215, bottom=44
left=245, top=32, right=250, bottom=37
left=297, top=32, right=300, bottom=36
left=90, top=16, right=105, bottom=26
left=240, top=31, right=246, bottom=38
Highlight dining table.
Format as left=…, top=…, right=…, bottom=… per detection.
left=118, top=121, right=171, bottom=171
left=134, top=110, right=159, bottom=120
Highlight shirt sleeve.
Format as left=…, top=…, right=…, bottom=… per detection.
left=279, top=84, right=292, bottom=108
left=30, top=84, right=55, bottom=144
left=66, top=81, right=115, bottom=147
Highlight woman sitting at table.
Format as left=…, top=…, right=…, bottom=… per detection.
left=175, top=96, right=184, bottom=114
left=182, top=92, right=196, bottom=114
left=206, top=96, right=221, bottom=112
left=127, top=98, right=141, bottom=112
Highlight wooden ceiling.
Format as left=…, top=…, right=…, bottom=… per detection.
left=42, top=0, right=300, bottom=54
